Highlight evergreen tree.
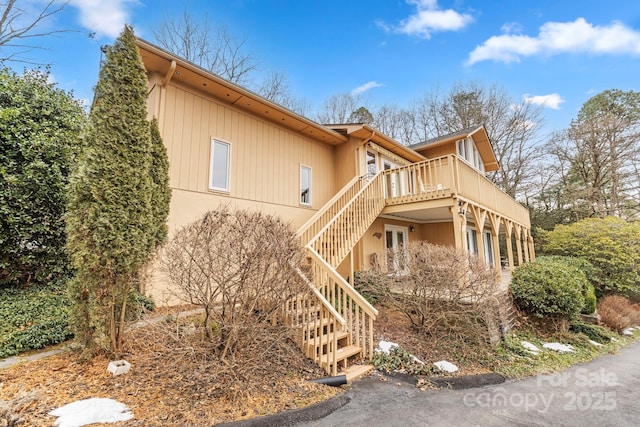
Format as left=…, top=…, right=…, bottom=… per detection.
left=66, top=25, right=159, bottom=354
left=149, top=118, right=171, bottom=250
left=0, top=67, right=85, bottom=288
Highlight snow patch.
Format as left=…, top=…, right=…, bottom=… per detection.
left=411, top=354, right=425, bottom=365
left=49, top=398, right=133, bottom=427
left=376, top=340, right=398, bottom=353
left=622, top=327, right=637, bottom=336
left=433, top=360, right=458, bottom=373
left=589, top=340, right=604, bottom=347
left=521, top=341, right=540, bottom=354
left=542, top=342, right=575, bottom=353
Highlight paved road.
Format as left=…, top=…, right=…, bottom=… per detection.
left=297, top=340, right=640, bottom=427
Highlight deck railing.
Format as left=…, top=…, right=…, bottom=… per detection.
left=383, top=155, right=530, bottom=227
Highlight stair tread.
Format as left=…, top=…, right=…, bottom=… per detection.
left=320, top=344, right=362, bottom=365
left=303, top=330, right=349, bottom=346
left=342, top=364, right=374, bottom=382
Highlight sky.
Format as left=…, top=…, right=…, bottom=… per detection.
left=6, top=0, right=640, bottom=138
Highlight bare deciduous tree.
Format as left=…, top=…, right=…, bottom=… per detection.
left=371, top=104, right=417, bottom=144
left=316, top=92, right=365, bottom=124
left=161, top=206, right=306, bottom=361
left=407, top=82, right=545, bottom=199
left=549, top=89, right=640, bottom=220
left=0, top=0, right=67, bottom=64
left=153, top=9, right=258, bottom=85
left=258, top=69, right=311, bottom=116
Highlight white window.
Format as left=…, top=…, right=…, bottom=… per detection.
left=457, top=137, right=484, bottom=173
left=467, top=227, right=495, bottom=267
left=483, top=231, right=494, bottom=267
left=366, top=151, right=377, bottom=176
left=300, top=165, right=311, bottom=205
left=466, top=228, right=478, bottom=256
left=457, top=139, right=466, bottom=159
left=209, top=139, right=230, bottom=191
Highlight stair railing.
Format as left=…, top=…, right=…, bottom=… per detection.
left=307, top=172, right=386, bottom=268
left=286, top=264, right=346, bottom=375
left=297, top=174, right=369, bottom=246
left=307, top=248, right=378, bottom=360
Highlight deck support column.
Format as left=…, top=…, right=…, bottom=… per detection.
left=503, top=219, right=515, bottom=273
left=470, top=205, right=487, bottom=265
left=450, top=204, right=467, bottom=252
left=514, top=225, right=523, bottom=266
left=528, top=236, right=536, bottom=261
left=488, top=213, right=502, bottom=281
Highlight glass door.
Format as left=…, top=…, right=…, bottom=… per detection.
left=385, top=225, right=409, bottom=275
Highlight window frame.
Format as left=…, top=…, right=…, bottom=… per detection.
left=457, top=137, right=485, bottom=173
left=300, top=164, right=312, bottom=206
left=384, top=224, right=409, bottom=276
left=209, top=138, right=231, bottom=192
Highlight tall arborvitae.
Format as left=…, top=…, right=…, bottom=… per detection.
left=66, top=25, right=156, bottom=354
left=149, top=118, right=171, bottom=250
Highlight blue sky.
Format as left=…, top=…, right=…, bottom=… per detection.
left=7, top=0, right=640, bottom=136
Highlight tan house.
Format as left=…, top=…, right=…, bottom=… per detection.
left=137, top=38, right=534, bottom=378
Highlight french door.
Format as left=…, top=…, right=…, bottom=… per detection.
left=385, top=225, right=409, bottom=275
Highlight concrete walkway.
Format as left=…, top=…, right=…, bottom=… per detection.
left=0, top=348, right=66, bottom=370
left=0, top=308, right=205, bottom=370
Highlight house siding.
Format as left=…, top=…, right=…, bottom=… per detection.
left=156, top=81, right=337, bottom=228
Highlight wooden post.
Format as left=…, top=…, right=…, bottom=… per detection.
left=451, top=206, right=463, bottom=251
left=514, top=225, right=523, bottom=266
left=503, top=219, right=515, bottom=273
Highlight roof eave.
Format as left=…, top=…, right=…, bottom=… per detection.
left=136, top=38, right=349, bottom=145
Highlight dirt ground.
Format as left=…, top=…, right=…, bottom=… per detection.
left=0, top=305, right=489, bottom=426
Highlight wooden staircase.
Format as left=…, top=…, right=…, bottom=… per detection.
left=286, top=173, right=386, bottom=380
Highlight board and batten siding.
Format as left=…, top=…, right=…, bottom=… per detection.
left=158, top=82, right=337, bottom=218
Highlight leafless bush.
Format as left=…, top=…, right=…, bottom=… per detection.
left=384, top=242, right=502, bottom=348
left=0, top=390, right=39, bottom=427
left=161, top=206, right=306, bottom=362
left=598, top=295, right=640, bottom=333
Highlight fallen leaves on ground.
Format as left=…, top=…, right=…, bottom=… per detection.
left=0, top=309, right=339, bottom=426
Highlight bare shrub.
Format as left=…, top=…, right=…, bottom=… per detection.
left=0, top=390, right=39, bottom=427
left=126, top=309, right=325, bottom=402
left=384, top=242, right=502, bottom=349
left=161, top=206, right=306, bottom=362
left=598, top=295, right=640, bottom=333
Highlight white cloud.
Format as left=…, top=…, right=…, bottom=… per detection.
left=379, top=0, right=473, bottom=39
left=351, top=81, right=383, bottom=96
left=468, top=18, right=640, bottom=65
left=70, top=0, right=137, bottom=39
left=500, top=22, right=523, bottom=34
left=523, top=93, right=565, bottom=110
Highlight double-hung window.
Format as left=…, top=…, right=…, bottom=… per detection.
left=300, top=165, right=311, bottom=205
left=210, top=139, right=230, bottom=191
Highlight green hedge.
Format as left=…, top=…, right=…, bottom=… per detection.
left=511, top=256, right=587, bottom=320
left=0, top=280, right=72, bottom=358
left=542, top=217, right=640, bottom=297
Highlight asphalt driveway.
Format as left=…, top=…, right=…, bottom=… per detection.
left=295, top=340, right=640, bottom=427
